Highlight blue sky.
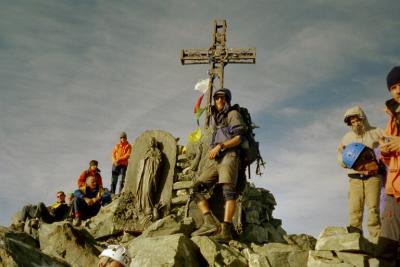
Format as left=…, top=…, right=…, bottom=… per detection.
left=1, top=0, right=399, bottom=237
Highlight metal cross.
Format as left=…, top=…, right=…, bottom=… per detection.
left=181, top=19, right=256, bottom=127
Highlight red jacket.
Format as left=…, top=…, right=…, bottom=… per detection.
left=112, top=140, right=132, bottom=166
left=77, top=169, right=103, bottom=189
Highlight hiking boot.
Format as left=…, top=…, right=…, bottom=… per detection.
left=346, top=225, right=363, bottom=235
left=72, top=217, right=81, bottom=227
left=191, top=212, right=219, bottom=236
left=212, top=222, right=233, bottom=243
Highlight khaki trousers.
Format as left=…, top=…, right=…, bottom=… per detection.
left=348, top=175, right=381, bottom=238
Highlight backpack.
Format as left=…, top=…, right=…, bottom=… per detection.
left=229, top=104, right=265, bottom=177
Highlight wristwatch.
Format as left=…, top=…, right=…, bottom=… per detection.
left=220, top=143, right=225, bottom=150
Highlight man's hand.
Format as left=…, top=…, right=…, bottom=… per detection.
left=84, top=197, right=100, bottom=206
left=84, top=198, right=93, bottom=206
left=380, top=135, right=400, bottom=153
left=208, top=144, right=222, bottom=160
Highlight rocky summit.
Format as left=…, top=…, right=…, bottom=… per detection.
left=1, top=130, right=381, bottom=266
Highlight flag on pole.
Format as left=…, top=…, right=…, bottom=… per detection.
left=193, top=78, right=209, bottom=125
left=194, top=78, right=209, bottom=94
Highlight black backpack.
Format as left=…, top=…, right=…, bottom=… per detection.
left=229, top=104, right=265, bottom=177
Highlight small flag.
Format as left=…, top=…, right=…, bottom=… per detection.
left=188, top=128, right=202, bottom=143
left=194, top=78, right=209, bottom=94
left=193, top=94, right=204, bottom=114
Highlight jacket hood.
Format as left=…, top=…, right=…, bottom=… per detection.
left=343, top=106, right=371, bottom=129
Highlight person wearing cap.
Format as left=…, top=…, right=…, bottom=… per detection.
left=375, top=66, right=400, bottom=266
left=73, top=176, right=111, bottom=226
left=77, top=160, right=103, bottom=189
left=337, top=106, right=383, bottom=239
left=191, top=88, right=246, bottom=243
left=98, top=244, right=131, bottom=267
left=111, top=132, right=132, bottom=194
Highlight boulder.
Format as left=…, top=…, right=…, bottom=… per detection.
left=0, top=226, right=68, bottom=267
left=191, top=236, right=247, bottom=267
left=315, top=226, right=370, bottom=252
left=38, top=222, right=100, bottom=267
left=251, top=243, right=309, bottom=267
left=336, top=252, right=367, bottom=267
left=307, top=250, right=353, bottom=267
left=85, top=197, right=123, bottom=239
left=242, top=247, right=271, bottom=267
left=139, top=214, right=194, bottom=238
left=284, top=234, right=317, bottom=250
left=127, top=233, right=204, bottom=267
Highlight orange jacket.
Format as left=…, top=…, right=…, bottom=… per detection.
left=112, top=140, right=132, bottom=166
left=381, top=102, right=400, bottom=199
left=77, top=169, right=103, bottom=189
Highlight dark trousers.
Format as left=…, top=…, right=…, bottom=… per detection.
left=111, top=164, right=127, bottom=194
left=21, top=202, right=54, bottom=223
left=375, top=195, right=400, bottom=266
left=74, top=197, right=101, bottom=220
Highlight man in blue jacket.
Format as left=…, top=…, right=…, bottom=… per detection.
left=73, top=176, right=111, bottom=226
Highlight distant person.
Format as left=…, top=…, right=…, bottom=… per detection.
left=191, top=88, right=246, bottom=243
left=376, top=66, right=400, bottom=267
left=20, top=191, right=70, bottom=224
left=98, top=244, right=131, bottom=267
left=337, top=106, right=383, bottom=239
left=77, top=160, right=103, bottom=189
left=111, top=132, right=132, bottom=194
left=73, top=176, right=111, bottom=226
left=66, top=192, right=75, bottom=219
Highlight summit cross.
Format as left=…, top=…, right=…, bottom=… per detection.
left=181, top=19, right=256, bottom=127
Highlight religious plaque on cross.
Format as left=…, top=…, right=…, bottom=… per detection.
left=181, top=19, right=256, bottom=127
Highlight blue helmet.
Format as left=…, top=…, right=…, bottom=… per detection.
left=342, top=142, right=366, bottom=168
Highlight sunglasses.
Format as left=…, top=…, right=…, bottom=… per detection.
left=214, top=95, right=225, bottom=101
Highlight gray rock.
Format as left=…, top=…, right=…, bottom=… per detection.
left=139, top=214, right=194, bottom=238
left=38, top=222, right=100, bottom=267
left=242, top=248, right=271, bottom=267
left=173, top=181, right=194, bottom=190
left=368, top=258, right=379, bottom=267
left=251, top=243, right=308, bottom=267
left=284, top=234, right=317, bottom=250
left=191, top=236, right=247, bottom=267
left=336, top=252, right=367, bottom=267
left=240, top=224, right=269, bottom=243
left=0, top=226, right=68, bottom=267
left=171, top=195, right=189, bottom=205
left=127, top=233, right=204, bottom=267
left=307, top=250, right=352, bottom=267
left=86, top=197, right=123, bottom=239
left=315, top=226, right=367, bottom=252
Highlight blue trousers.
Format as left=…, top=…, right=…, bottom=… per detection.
left=111, top=164, right=127, bottom=194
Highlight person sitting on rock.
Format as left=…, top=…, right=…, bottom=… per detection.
left=66, top=192, right=75, bottom=220
left=98, top=245, right=131, bottom=267
left=73, top=176, right=111, bottom=226
left=77, top=160, right=103, bottom=189
left=19, top=191, right=70, bottom=224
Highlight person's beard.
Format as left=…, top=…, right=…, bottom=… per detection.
left=352, top=124, right=365, bottom=135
